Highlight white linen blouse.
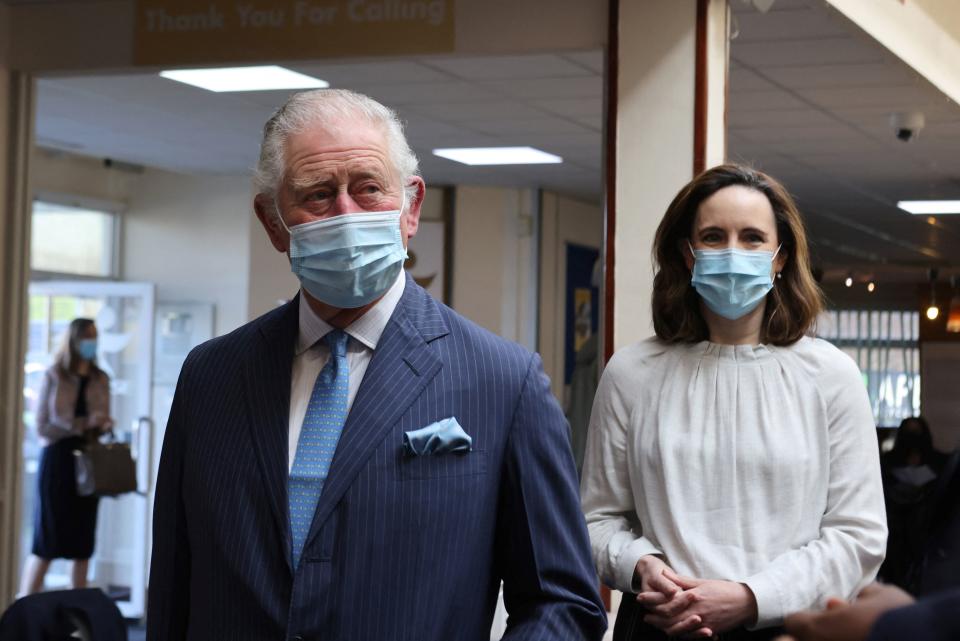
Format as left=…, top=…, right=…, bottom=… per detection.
left=580, top=336, right=887, bottom=628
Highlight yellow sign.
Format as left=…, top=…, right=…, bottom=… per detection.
left=134, top=0, right=455, bottom=66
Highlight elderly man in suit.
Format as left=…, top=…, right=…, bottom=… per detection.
left=146, top=89, right=606, bottom=641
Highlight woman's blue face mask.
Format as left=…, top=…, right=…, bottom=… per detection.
left=688, top=242, right=781, bottom=320
left=77, top=338, right=98, bottom=361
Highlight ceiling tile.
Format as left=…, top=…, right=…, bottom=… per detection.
left=470, top=117, right=592, bottom=137
left=350, top=81, right=503, bottom=105
left=562, top=50, right=604, bottom=74
left=800, top=85, right=936, bottom=110
left=733, top=37, right=884, bottom=67
left=407, top=100, right=548, bottom=122
left=728, top=108, right=836, bottom=128
left=754, top=62, right=918, bottom=89
left=728, top=88, right=809, bottom=111
left=422, top=54, right=588, bottom=80
left=530, top=97, right=603, bottom=118
left=479, top=76, right=602, bottom=100
left=731, top=0, right=816, bottom=14
left=733, top=8, right=850, bottom=42
left=290, top=60, right=451, bottom=85
left=728, top=65, right=779, bottom=92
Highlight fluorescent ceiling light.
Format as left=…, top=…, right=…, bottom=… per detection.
left=897, top=200, right=960, bottom=215
left=159, top=66, right=328, bottom=92
left=433, top=146, right=562, bottom=166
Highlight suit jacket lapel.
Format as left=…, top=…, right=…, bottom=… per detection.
left=305, top=282, right=446, bottom=546
left=242, top=296, right=299, bottom=574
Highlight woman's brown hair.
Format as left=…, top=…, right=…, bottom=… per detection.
left=651, top=164, right=823, bottom=346
left=55, top=317, right=100, bottom=376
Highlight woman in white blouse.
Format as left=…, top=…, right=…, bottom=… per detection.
left=581, top=164, right=886, bottom=640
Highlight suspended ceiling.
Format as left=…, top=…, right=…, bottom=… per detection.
left=32, top=0, right=960, bottom=285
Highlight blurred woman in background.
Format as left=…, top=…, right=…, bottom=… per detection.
left=18, top=318, right=113, bottom=596
left=880, top=415, right=947, bottom=589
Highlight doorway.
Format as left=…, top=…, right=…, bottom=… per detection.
left=20, top=280, right=155, bottom=618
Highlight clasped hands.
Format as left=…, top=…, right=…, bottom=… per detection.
left=634, top=555, right=759, bottom=639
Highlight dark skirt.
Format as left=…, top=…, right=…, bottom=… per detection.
left=32, top=436, right=100, bottom=560
left=614, top=593, right=784, bottom=641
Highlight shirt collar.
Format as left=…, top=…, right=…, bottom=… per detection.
left=296, top=270, right=406, bottom=355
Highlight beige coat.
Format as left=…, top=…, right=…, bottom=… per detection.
left=35, top=365, right=111, bottom=446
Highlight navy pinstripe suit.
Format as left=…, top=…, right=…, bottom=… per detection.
left=147, top=274, right=606, bottom=641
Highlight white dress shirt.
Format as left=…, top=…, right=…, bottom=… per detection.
left=288, top=272, right=405, bottom=471
left=580, top=336, right=888, bottom=628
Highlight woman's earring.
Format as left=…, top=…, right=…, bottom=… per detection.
left=776, top=272, right=783, bottom=280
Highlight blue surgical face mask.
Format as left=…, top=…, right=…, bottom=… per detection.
left=77, top=338, right=98, bottom=361
left=689, top=242, right=781, bottom=320
left=279, top=197, right=408, bottom=309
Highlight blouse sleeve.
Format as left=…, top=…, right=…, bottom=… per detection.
left=580, top=351, right=662, bottom=593
left=743, top=350, right=888, bottom=628
left=35, top=369, right=75, bottom=440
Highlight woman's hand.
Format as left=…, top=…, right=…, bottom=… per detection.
left=86, top=413, right=115, bottom=434
left=634, top=555, right=682, bottom=598
left=642, top=574, right=758, bottom=638
left=634, top=557, right=713, bottom=638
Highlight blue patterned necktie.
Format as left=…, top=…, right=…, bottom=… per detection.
left=289, top=329, right=349, bottom=568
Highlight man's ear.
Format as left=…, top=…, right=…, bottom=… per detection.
left=401, top=177, right=426, bottom=243
left=254, top=194, right=289, bottom=253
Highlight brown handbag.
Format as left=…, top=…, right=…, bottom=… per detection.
left=73, top=433, right=138, bottom=497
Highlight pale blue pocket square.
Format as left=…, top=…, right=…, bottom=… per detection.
left=403, top=417, right=472, bottom=456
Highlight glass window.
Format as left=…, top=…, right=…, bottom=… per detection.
left=817, top=310, right=921, bottom=428
left=31, top=200, right=115, bottom=277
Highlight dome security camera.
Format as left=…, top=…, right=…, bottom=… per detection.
left=890, top=111, right=925, bottom=142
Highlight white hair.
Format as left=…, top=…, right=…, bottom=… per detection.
left=254, top=89, right=420, bottom=204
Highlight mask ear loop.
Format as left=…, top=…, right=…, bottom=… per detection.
left=773, top=243, right=783, bottom=279
left=274, top=200, right=292, bottom=234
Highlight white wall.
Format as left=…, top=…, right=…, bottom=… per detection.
left=123, top=169, right=253, bottom=337
left=539, top=191, right=603, bottom=402
left=32, top=150, right=259, bottom=337
left=246, top=211, right=299, bottom=321
left=450, top=185, right=602, bottom=400
left=450, top=185, right=538, bottom=350
left=32, top=148, right=139, bottom=207
left=614, top=0, right=727, bottom=351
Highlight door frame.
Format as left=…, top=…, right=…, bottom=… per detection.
left=25, top=279, right=155, bottom=618
left=0, top=70, right=35, bottom=607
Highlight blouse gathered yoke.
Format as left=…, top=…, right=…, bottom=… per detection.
left=581, top=336, right=887, bottom=629
left=35, top=366, right=110, bottom=446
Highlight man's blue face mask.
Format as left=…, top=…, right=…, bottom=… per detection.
left=688, top=241, right=781, bottom=321
left=278, top=195, right=408, bottom=309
